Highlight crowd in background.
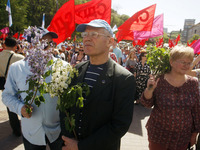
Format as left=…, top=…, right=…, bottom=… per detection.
left=1, top=37, right=200, bottom=107
left=0, top=37, right=153, bottom=104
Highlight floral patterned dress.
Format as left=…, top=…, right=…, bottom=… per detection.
left=135, top=61, right=150, bottom=100
left=140, top=75, right=200, bottom=150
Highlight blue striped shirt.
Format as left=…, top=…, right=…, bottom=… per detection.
left=84, top=63, right=106, bottom=89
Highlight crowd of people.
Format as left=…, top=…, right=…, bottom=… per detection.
left=0, top=19, right=200, bottom=150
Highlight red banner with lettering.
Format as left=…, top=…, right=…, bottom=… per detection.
left=116, top=4, right=156, bottom=42
left=47, top=0, right=75, bottom=44
left=75, top=0, right=111, bottom=24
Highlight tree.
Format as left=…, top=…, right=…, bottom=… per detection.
left=0, top=0, right=29, bottom=34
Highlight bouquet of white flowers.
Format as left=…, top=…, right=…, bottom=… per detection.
left=47, top=59, right=90, bottom=139
left=20, top=26, right=89, bottom=138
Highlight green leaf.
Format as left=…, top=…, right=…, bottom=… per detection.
left=47, top=59, right=53, bottom=67
left=28, top=79, right=35, bottom=91
left=34, top=97, right=41, bottom=107
left=44, top=70, right=51, bottom=78
left=39, top=95, right=45, bottom=103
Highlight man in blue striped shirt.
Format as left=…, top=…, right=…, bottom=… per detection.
left=61, top=19, right=136, bottom=150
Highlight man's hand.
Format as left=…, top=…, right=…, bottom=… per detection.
left=62, top=136, right=78, bottom=150
left=21, top=105, right=33, bottom=118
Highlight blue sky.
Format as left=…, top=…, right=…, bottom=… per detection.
left=111, top=0, right=200, bottom=33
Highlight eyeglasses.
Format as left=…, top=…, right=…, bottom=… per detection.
left=79, top=50, right=84, bottom=52
left=81, top=32, right=111, bottom=38
left=176, top=60, right=192, bottom=66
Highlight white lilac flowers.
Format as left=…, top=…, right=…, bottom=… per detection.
left=47, top=59, right=78, bottom=98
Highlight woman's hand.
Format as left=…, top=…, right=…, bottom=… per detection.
left=147, top=75, right=159, bottom=91
left=144, top=75, right=159, bottom=99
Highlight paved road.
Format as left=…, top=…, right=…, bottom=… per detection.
left=0, top=90, right=151, bottom=150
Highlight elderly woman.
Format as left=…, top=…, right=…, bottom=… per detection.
left=140, top=45, right=200, bottom=150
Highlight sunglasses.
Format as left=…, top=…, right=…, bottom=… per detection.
left=79, top=50, right=84, bottom=52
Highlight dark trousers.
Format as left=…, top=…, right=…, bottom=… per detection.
left=7, top=107, right=21, bottom=133
left=23, top=135, right=62, bottom=150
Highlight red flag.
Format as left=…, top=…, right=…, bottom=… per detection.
left=168, top=39, right=174, bottom=48
left=175, top=34, right=180, bottom=45
left=116, top=29, right=134, bottom=42
left=0, top=34, right=8, bottom=40
left=75, top=0, right=111, bottom=24
left=13, top=32, right=19, bottom=39
left=116, top=4, right=156, bottom=42
left=137, top=39, right=147, bottom=46
left=73, top=35, right=76, bottom=42
left=156, top=37, right=163, bottom=47
left=19, top=34, right=25, bottom=40
left=132, top=40, right=136, bottom=47
left=187, top=40, right=197, bottom=47
left=48, top=0, right=75, bottom=45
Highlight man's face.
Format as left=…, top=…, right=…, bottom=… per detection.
left=42, top=34, right=53, bottom=42
left=42, top=34, right=54, bottom=50
left=82, top=26, right=113, bottom=57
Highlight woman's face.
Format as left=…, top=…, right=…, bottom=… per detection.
left=141, top=54, right=147, bottom=61
left=170, top=57, right=192, bottom=75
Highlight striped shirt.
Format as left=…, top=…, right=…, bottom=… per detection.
left=84, top=63, right=106, bottom=89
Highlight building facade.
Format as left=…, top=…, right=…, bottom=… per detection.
left=187, top=22, right=200, bottom=41
left=181, top=19, right=195, bottom=43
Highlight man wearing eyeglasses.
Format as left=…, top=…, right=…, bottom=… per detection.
left=60, top=19, right=136, bottom=150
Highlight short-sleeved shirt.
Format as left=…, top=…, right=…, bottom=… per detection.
left=113, top=47, right=122, bottom=61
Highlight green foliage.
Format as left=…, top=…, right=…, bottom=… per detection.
left=57, top=82, right=90, bottom=134
left=146, top=46, right=171, bottom=77
left=57, top=83, right=90, bottom=112
left=18, top=74, right=49, bottom=114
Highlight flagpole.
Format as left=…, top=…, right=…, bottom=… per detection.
left=56, top=0, right=58, bottom=11
left=73, top=0, right=76, bottom=50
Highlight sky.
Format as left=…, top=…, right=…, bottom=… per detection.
left=111, top=0, right=200, bottom=33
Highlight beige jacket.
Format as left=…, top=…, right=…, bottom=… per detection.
left=0, top=50, right=24, bottom=77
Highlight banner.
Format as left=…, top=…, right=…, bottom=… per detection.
left=48, top=0, right=75, bottom=45
left=0, top=34, right=8, bottom=40
left=116, top=4, right=156, bottom=41
left=6, top=0, right=12, bottom=27
left=116, top=29, right=134, bottom=42
left=75, top=0, right=111, bottom=24
left=0, top=27, right=9, bottom=34
left=13, top=32, right=18, bottom=39
left=134, top=14, right=163, bottom=40
left=192, top=39, right=200, bottom=54
left=187, top=40, right=197, bottom=47
left=175, top=34, right=180, bottom=45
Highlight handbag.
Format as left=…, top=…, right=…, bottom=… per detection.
left=0, top=53, right=14, bottom=90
